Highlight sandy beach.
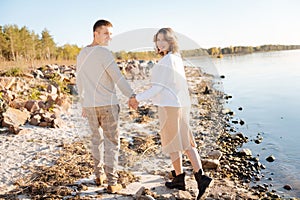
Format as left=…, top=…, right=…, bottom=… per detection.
left=0, top=66, right=281, bottom=199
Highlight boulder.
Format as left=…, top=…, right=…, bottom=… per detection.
left=207, top=150, right=223, bottom=160
left=9, top=99, right=26, bottom=109
left=201, top=159, right=220, bottom=169
left=25, top=100, right=40, bottom=112
left=2, top=107, right=30, bottom=134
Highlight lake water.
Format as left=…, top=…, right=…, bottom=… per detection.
left=185, top=50, right=300, bottom=198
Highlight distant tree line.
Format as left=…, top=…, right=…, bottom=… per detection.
left=1, top=24, right=300, bottom=62
left=0, top=25, right=80, bottom=62
left=114, top=50, right=160, bottom=61
left=181, top=45, right=300, bottom=58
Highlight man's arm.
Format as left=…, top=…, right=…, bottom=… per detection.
left=104, top=52, right=134, bottom=98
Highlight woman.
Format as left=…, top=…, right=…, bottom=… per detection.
left=135, top=28, right=213, bottom=199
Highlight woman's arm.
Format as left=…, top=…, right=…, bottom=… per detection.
left=136, top=85, right=163, bottom=102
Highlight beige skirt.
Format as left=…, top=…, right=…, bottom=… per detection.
left=158, top=106, right=196, bottom=154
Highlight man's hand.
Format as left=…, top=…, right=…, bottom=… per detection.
left=82, top=108, right=87, bottom=118
left=128, top=97, right=139, bottom=110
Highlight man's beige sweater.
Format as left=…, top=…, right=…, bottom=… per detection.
left=76, top=46, right=133, bottom=107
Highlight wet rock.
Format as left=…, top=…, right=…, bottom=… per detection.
left=239, top=148, right=252, bottom=156
left=231, top=132, right=246, bottom=140
left=283, top=184, right=292, bottom=190
left=201, top=159, right=220, bottom=169
left=224, top=95, right=233, bottom=100
left=266, top=191, right=281, bottom=198
left=254, top=175, right=261, bottom=181
left=266, top=155, right=275, bottom=162
left=67, top=84, right=78, bottom=95
left=222, top=108, right=234, bottom=116
left=207, top=150, right=223, bottom=160
left=254, top=138, right=263, bottom=144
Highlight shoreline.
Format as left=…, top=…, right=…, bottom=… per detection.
left=0, top=66, right=283, bottom=199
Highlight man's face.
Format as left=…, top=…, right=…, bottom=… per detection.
left=94, top=26, right=112, bottom=46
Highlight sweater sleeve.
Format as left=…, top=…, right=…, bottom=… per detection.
left=76, top=73, right=84, bottom=104
left=104, top=51, right=134, bottom=98
left=76, top=54, right=84, bottom=104
left=136, top=85, right=163, bottom=102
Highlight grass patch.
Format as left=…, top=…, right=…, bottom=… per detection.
left=30, top=88, right=41, bottom=100
left=1, top=67, right=24, bottom=77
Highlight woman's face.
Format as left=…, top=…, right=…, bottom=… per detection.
left=156, top=33, right=170, bottom=54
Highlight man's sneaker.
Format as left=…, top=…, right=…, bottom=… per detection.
left=107, top=184, right=123, bottom=193
left=95, top=174, right=106, bottom=186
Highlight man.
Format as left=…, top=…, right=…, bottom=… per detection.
left=76, top=19, right=138, bottom=193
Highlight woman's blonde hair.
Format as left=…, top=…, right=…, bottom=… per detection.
left=153, top=28, right=179, bottom=56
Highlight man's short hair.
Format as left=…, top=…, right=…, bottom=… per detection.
left=93, top=19, right=113, bottom=32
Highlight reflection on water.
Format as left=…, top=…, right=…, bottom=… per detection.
left=186, top=50, right=300, bottom=197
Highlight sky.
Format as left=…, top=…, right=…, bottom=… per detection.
left=1, top=0, right=300, bottom=50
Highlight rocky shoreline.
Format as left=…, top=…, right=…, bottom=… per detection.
left=0, top=65, right=283, bottom=199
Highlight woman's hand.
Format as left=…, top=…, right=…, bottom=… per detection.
left=128, top=97, right=139, bottom=110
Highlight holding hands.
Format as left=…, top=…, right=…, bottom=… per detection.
left=128, top=94, right=139, bottom=110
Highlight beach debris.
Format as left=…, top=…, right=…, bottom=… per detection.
left=3, top=142, right=139, bottom=199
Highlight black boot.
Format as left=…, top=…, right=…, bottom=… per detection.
left=194, top=169, right=213, bottom=200
left=170, top=170, right=176, bottom=178
left=165, top=172, right=186, bottom=191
